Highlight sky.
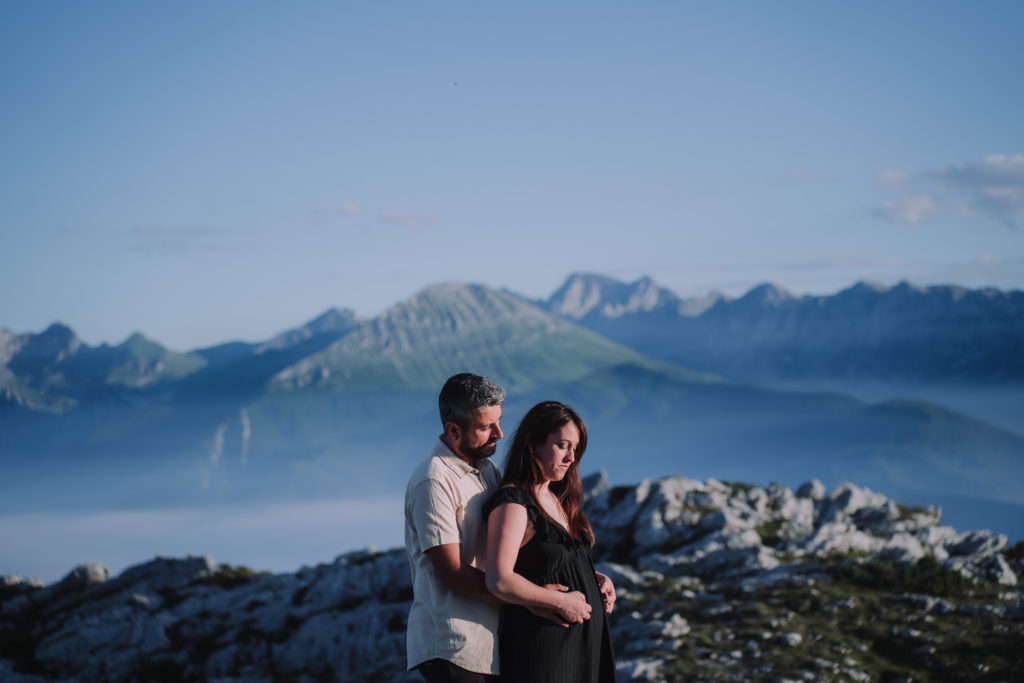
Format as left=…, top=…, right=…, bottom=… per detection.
left=2, top=1, right=1023, bottom=351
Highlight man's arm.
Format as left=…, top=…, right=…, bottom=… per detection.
left=423, top=543, right=500, bottom=603
left=425, top=543, right=574, bottom=625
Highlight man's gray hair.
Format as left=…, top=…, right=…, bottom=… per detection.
left=438, top=373, right=505, bottom=428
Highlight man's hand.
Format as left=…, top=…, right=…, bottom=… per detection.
left=557, top=590, right=592, bottom=623
left=527, top=583, right=571, bottom=627
left=424, top=544, right=498, bottom=603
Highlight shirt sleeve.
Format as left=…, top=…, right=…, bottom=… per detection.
left=409, top=478, right=463, bottom=551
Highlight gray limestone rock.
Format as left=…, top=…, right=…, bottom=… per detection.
left=58, top=563, right=110, bottom=590
left=2, top=473, right=1019, bottom=682
left=796, top=479, right=826, bottom=500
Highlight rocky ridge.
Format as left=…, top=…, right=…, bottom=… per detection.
left=544, top=273, right=1024, bottom=385
left=2, top=476, right=1022, bottom=682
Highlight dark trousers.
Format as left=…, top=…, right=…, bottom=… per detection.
left=416, top=658, right=499, bottom=683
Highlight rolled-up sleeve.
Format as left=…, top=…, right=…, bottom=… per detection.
left=410, top=479, right=462, bottom=551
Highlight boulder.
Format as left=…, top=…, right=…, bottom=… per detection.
left=796, top=479, right=826, bottom=500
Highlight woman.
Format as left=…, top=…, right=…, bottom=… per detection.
left=483, top=401, right=616, bottom=683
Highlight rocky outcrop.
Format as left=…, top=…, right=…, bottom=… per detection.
left=2, top=476, right=1021, bottom=682
left=1, top=551, right=413, bottom=683
left=587, top=476, right=1017, bottom=586
left=588, top=475, right=1022, bottom=681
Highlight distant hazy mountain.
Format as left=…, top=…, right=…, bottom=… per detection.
left=269, top=282, right=688, bottom=394
left=255, top=307, right=361, bottom=354
left=2, top=279, right=1023, bottom=522
left=544, top=273, right=1024, bottom=386
left=0, top=283, right=698, bottom=509
left=547, top=272, right=723, bottom=321
left=0, top=323, right=206, bottom=412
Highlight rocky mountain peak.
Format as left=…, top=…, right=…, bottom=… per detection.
left=0, top=328, right=24, bottom=366
left=547, top=273, right=681, bottom=320
left=119, top=332, right=161, bottom=353
left=8, top=322, right=82, bottom=369
left=379, top=282, right=550, bottom=334
left=676, top=290, right=728, bottom=317
left=840, top=280, right=890, bottom=297
left=268, top=281, right=644, bottom=393
left=738, top=282, right=795, bottom=307
left=307, top=307, right=360, bottom=333
left=257, top=307, right=361, bottom=353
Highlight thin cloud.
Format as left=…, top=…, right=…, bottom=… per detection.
left=935, top=154, right=1024, bottom=229
left=936, top=154, right=1024, bottom=188
left=874, top=196, right=938, bottom=226
left=129, top=225, right=228, bottom=253
left=379, top=211, right=437, bottom=229
left=877, top=169, right=911, bottom=189
left=341, top=201, right=364, bottom=215
left=876, top=154, right=1024, bottom=230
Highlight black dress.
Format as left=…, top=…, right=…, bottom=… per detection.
left=483, top=487, right=616, bottom=683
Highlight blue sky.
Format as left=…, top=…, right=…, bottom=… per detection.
left=3, top=1, right=1023, bottom=350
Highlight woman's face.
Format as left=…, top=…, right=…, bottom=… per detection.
left=533, top=421, right=580, bottom=483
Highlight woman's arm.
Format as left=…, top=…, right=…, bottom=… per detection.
left=485, top=502, right=592, bottom=624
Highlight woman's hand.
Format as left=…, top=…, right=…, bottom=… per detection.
left=595, top=571, right=616, bottom=613
left=487, top=503, right=592, bottom=625
left=557, top=590, right=593, bottom=624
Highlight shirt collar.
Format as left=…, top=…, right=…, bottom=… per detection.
left=432, top=436, right=482, bottom=478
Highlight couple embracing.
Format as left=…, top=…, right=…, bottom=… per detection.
left=404, top=373, right=617, bottom=683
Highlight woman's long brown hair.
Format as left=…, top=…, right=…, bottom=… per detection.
left=500, top=401, right=595, bottom=546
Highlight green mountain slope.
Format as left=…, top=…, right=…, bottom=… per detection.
left=269, top=283, right=707, bottom=394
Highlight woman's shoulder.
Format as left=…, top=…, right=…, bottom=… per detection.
left=483, top=486, right=536, bottom=517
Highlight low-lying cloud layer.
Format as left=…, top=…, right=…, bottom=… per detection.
left=0, top=498, right=405, bottom=584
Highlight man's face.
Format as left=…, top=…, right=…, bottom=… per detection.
left=454, top=405, right=503, bottom=461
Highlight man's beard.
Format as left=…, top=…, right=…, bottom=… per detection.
left=461, top=438, right=499, bottom=461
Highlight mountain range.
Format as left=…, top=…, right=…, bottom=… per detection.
left=2, top=275, right=1023, bottom=541
left=542, top=273, right=1024, bottom=386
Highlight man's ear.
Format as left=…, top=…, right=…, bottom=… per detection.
left=444, top=421, right=461, bottom=441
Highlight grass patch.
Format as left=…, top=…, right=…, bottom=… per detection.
left=754, top=520, right=786, bottom=547
left=896, top=503, right=931, bottom=520
left=202, top=564, right=270, bottom=590
left=1005, top=540, right=1024, bottom=562
left=721, top=481, right=753, bottom=494
left=616, top=557, right=1022, bottom=682
left=129, top=657, right=189, bottom=683
left=607, top=485, right=634, bottom=508
left=836, top=555, right=998, bottom=601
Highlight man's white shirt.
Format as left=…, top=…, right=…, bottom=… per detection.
left=404, top=438, right=502, bottom=674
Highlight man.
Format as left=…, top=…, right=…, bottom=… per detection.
left=404, top=373, right=585, bottom=682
